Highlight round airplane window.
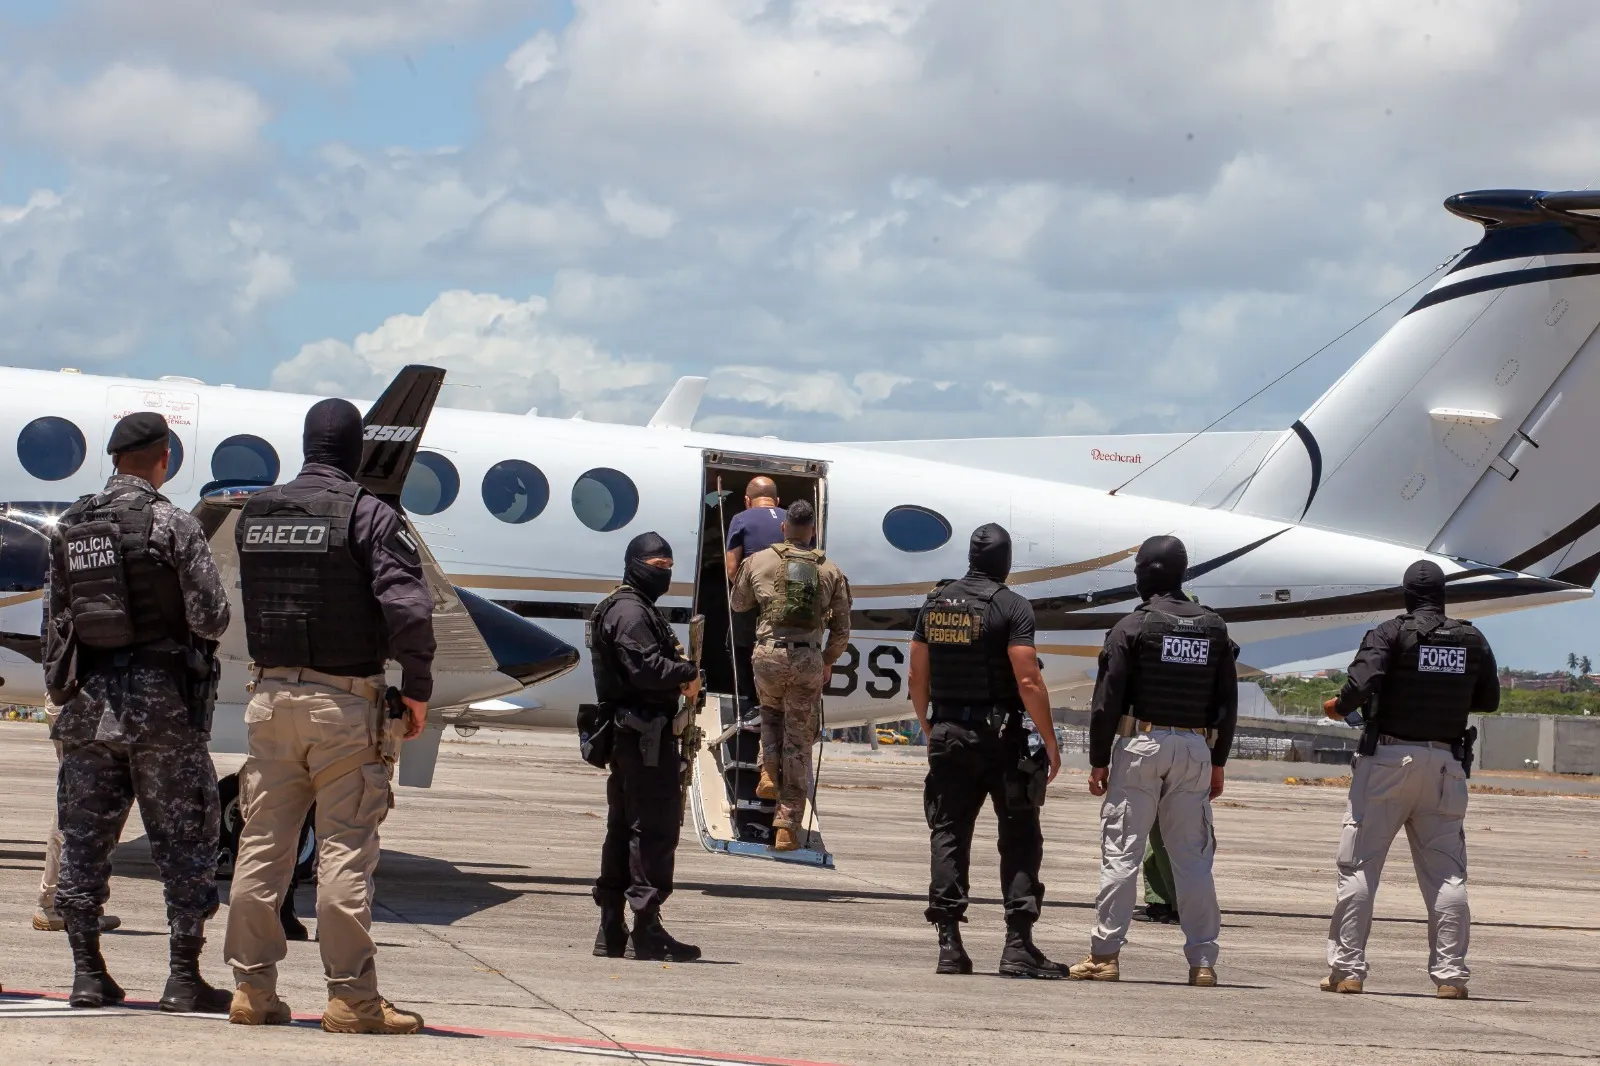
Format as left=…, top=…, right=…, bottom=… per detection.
left=211, top=434, right=280, bottom=485
left=166, top=434, right=184, bottom=480
left=572, top=467, right=639, bottom=532
left=16, top=416, right=87, bottom=481
left=482, top=460, right=549, bottom=524
left=403, top=452, right=461, bottom=516
left=882, top=505, right=952, bottom=553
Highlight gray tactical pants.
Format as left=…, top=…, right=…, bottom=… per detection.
left=1326, top=742, right=1470, bottom=987
left=1090, top=729, right=1220, bottom=966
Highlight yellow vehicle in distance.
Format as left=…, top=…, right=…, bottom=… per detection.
left=875, top=729, right=912, bottom=745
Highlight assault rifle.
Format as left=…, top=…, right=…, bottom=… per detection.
left=676, top=614, right=707, bottom=826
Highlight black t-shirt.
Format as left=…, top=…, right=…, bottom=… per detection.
left=912, top=581, right=1036, bottom=649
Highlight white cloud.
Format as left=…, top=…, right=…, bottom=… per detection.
left=67, top=0, right=531, bottom=76
left=271, top=290, right=676, bottom=424
left=601, top=188, right=676, bottom=239
left=8, top=64, right=269, bottom=169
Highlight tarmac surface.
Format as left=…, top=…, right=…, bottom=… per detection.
left=0, top=721, right=1597, bottom=1065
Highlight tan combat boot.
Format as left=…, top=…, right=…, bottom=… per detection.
left=772, top=828, right=800, bottom=852
left=1188, top=966, right=1218, bottom=987
left=1067, top=953, right=1120, bottom=981
left=322, top=995, right=424, bottom=1035
left=229, top=985, right=292, bottom=1025
left=33, top=909, right=120, bottom=933
left=1436, top=984, right=1469, bottom=1000
left=1319, top=973, right=1364, bottom=994
left=755, top=765, right=780, bottom=801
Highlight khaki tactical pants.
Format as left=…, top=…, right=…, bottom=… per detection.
left=751, top=643, right=825, bottom=831
left=38, top=705, right=63, bottom=911
left=223, top=678, right=399, bottom=1001
left=1091, top=729, right=1221, bottom=967
left=1326, top=742, right=1470, bottom=987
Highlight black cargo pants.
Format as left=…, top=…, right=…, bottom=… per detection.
left=594, top=713, right=683, bottom=917
left=923, top=720, right=1044, bottom=927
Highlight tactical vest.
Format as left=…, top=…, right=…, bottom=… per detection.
left=236, top=479, right=387, bottom=676
left=1376, top=614, right=1487, bottom=742
left=57, top=486, right=187, bottom=650
left=587, top=585, right=679, bottom=715
left=1127, top=604, right=1229, bottom=728
left=922, top=575, right=1020, bottom=708
left=761, top=544, right=826, bottom=638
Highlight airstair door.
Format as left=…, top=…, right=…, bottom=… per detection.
left=687, top=450, right=833, bottom=868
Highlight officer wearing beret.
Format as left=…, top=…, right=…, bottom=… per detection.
left=43, top=411, right=233, bottom=1012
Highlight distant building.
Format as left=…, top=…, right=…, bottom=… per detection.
left=1500, top=673, right=1571, bottom=692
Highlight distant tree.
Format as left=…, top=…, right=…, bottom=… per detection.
left=1568, top=652, right=1580, bottom=674
left=1582, top=655, right=1593, bottom=677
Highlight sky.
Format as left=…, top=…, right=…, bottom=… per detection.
left=4, top=0, right=1600, bottom=669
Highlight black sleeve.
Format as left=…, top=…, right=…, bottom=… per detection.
left=1088, top=614, right=1140, bottom=768
left=1471, top=634, right=1501, bottom=713
left=609, top=602, right=698, bottom=692
left=996, top=590, right=1035, bottom=647
left=351, top=494, right=436, bottom=702
left=1334, top=621, right=1398, bottom=715
left=1209, top=637, right=1240, bottom=767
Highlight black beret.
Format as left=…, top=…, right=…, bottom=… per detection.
left=106, top=411, right=170, bottom=455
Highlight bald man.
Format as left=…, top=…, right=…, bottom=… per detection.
left=724, top=477, right=783, bottom=581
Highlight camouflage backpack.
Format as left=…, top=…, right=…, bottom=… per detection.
left=763, top=544, right=825, bottom=635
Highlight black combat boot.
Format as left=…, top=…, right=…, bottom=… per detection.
left=593, top=903, right=629, bottom=958
left=998, top=924, right=1067, bottom=979
left=628, top=911, right=701, bottom=963
left=159, top=934, right=233, bottom=1014
left=67, top=927, right=125, bottom=1009
left=935, top=919, right=973, bottom=975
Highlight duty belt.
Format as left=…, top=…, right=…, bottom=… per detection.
left=251, top=665, right=382, bottom=703
left=930, top=705, right=1019, bottom=730
left=758, top=637, right=822, bottom=649
left=1378, top=735, right=1455, bottom=752
left=1116, top=714, right=1213, bottom=741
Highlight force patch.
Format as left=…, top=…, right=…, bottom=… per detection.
left=923, top=605, right=980, bottom=645
left=1417, top=644, right=1467, bottom=674
left=1160, top=634, right=1211, bottom=666
left=240, top=517, right=331, bottom=552
left=65, top=532, right=119, bottom=574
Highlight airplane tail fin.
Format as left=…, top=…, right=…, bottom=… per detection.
left=358, top=364, right=446, bottom=504
left=1233, top=189, right=1600, bottom=578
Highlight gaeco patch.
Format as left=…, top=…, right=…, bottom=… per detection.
left=1418, top=645, right=1467, bottom=674
left=1160, top=635, right=1210, bottom=666
left=241, top=517, right=332, bottom=552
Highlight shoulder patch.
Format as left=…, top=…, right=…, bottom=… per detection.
left=388, top=525, right=422, bottom=564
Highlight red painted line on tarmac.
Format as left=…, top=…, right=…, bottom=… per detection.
left=1, top=990, right=847, bottom=1066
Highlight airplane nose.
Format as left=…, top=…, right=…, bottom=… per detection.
left=452, top=585, right=580, bottom=686
left=0, top=512, right=52, bottom=592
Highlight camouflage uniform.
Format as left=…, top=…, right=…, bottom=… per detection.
left=44, top=474, right=231, bottom=937
left=730, top=545, right=851, bottom=831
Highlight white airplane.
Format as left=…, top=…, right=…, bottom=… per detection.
left=2, top=186, right=1598, bottom=866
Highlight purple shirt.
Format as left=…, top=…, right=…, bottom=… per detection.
left=726, top=506, right=785, bottom=559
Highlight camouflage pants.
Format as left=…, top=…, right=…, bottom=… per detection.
left=751, top=643, right=825, bottom=830
left=55, top=739, right=220, bottom=937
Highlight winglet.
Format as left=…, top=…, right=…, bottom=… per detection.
left=358, top=365, right=447, bottom=503
left=647, top=376, right=708, bottom=430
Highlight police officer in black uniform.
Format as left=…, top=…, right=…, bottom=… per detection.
left=589, top=531, right=702, bottom=963
left=43, top=412, right=232, bottom=1012
left=1319, top=560, right=1497, bottom=999
left=1070, top=535, right=1236, bottom=986
left=909, top=523, right=1064, bottom=978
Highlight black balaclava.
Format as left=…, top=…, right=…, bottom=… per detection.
left=967, top=523, right=1013, bottom=582
left=624, top=531, right=674, bottom=603
left=1134, top=535, right=1188, bottom=600
left=1403, top=559, right=1447, bottom=612
left=303, top=398, right=365, bottom=475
